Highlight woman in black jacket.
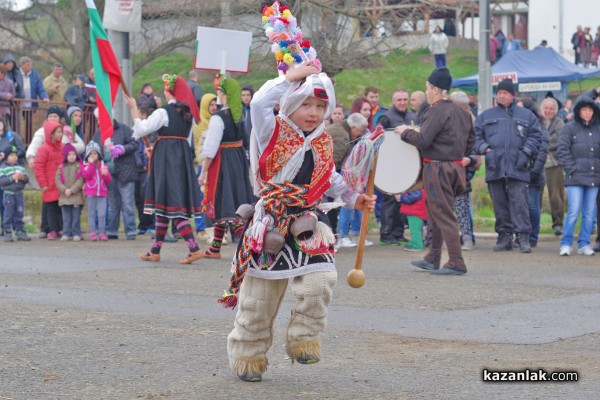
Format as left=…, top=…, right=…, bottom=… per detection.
left=557, top=92, right=600, bottom=256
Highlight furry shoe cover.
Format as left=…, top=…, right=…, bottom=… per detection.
left=231, top=355, right=268, bottom=378
left=286, top=338, right=321, bottom=364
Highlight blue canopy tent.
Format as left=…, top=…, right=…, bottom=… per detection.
left=452, top=47, right=600, bottom=102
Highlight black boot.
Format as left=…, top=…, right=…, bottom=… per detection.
left=517, top=234, right=532, bottom=253
left=493, top=233, right=513, bottom=252
left=593, top=240, right=600, bottom=253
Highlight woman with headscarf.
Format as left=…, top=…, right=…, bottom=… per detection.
left=125, top=74, right=204, bottom=264
left=198, top=77, right=255, bottom=259
left=192, top=92, right=218, bottom=240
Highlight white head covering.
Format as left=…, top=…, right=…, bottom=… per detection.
left=280, top=73, right=336, bottom=121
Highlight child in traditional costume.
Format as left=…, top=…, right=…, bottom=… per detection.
left=198, top=78, right=255, bottom=258
left=126, top=75, right=204, bottom=264
left=221, top=1, right=376, bottom=383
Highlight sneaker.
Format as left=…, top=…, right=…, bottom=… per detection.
left=364, top=239, right=374, bottom=247
left=107, top=234, right=119, bottom=240
left=379, top=237, right=400, bottom=246
left=16, top=232, right=31, bottom=241
left=38, top=232, right=47, bottom=239
left=462, top=236, right=474, bottom=251
left=577, top=245, right=595, bottom=256
left=126, top=235, right=136, bottom=240
left=60, top=236, right=70, bottom=241
left=559, top=245, right=572, bottom=256
left=99, top=233, right=108, bottom=241
left=163, top=233, right=178, bottom=243
left=89, top=232, right=98, bottom=241
left=73, top=236, right=82, bottom=242
left=4, top=234, right=14, bottom=242
left=404, top=244, right=424, bottom=251
left=238, top=372, right=262, bottom=382
left=337, top=237, right=357, bottom=248
left=296, top=354, right=320, bottom=364
left=553, top=226, right=563, bottom=236
left=47, top=232, right=57, bottom=241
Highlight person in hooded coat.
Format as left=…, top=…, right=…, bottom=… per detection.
left=557, top=89, right=600, bottom=256
left=34, top=120, right=64, bottom=240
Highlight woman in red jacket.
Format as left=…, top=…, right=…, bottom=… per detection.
left=34, top=120, right=64, bottom=240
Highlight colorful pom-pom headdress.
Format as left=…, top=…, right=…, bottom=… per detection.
left=262, top=1, right=321, bottom=74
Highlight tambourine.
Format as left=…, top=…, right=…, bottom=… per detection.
left=374, top=129, right=421, bottom=194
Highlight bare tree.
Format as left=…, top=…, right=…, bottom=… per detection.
left=0, top=0, right=464, bottom=79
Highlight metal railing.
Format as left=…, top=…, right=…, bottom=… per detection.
left=4, top=99, right=98, bottom=146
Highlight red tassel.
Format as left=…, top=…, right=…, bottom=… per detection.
left=217, top=293, right=238, bottom=309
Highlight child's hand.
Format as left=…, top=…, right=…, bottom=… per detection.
left=285, top=62, right=320, bottom=83
left=87, top=153, right=98, bottom=163
left=354, top=194, right=377, bottom=212
left=41, top=186, right=48, bottom=192
left=12, top=172, right=21, bottom=181
left=461, top=157, right=471, bottom=167
left=101, top=165, right=109, bottom=176
left=65, top=188, right=72, bottom=197
left=145, top=146, right=153, bottom=158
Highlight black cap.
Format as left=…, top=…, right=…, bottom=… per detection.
left=46, top=105, right=63, bottom=118
left=497, top=79, right=515, bottom=96
left=427, top=67, right=452, bottom=92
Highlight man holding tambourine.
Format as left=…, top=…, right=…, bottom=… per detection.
left=396, top=67, right=475, bottom=275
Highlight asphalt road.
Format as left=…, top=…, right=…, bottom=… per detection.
left=1, top=234, right=598, bottom=399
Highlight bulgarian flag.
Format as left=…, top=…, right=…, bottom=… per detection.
left=86, top=0, right=122, bottom=145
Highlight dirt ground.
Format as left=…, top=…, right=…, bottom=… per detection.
left=1, top=234, right=598, bottom=399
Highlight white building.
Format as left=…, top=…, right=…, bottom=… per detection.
left=528, top=0, right=600, bottom=59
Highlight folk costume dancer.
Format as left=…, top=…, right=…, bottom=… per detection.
left=221, top=62, right=376, bottom=382
left=397, top=67, right=475, bottom=275
left=126, top=75, right=204, bottom=264
left=198, top=77, right=255, bottom=259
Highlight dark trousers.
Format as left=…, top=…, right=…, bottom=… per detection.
left=544, top=166, right=565, bottom=229
left=22, top=109, right=34, bottom=144
left=135, top=171, right=154, bottom=231
left=43, top=200, right=62, bottom=234
left=0, top=186, right=16, bottom=233
left=380, top=194, right=406, bottom=240
left=41, top=201, right=63, bottom=234
left=488, top=178, right=531, bottom=236
left=422, top=162, right=466, bottom=270
left=3, top=192, right=25, bottom=235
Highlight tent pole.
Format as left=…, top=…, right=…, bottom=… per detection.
left=478, top=0, right=492, bottom=112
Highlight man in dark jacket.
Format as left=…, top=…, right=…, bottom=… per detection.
left=17, top=56, right=49, bottom=143
left=377, top=89, right=417, bottom=245
left=398, top=67, right=475, bottom=275
left=92, top=119, right=139, bottom=240
left=475, top=79, right=542, bottom=253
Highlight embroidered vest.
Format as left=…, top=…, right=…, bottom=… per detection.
left=259, top=117, right=334, bottom=204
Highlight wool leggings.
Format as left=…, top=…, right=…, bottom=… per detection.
left=227, top=271, right=337, bottom=377
left=151, top=215, right=199, bottom=254
left=208, top=220, right=244, bottom=254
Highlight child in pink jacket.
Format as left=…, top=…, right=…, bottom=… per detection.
left=82, top=141, right=112, bottom=241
